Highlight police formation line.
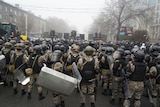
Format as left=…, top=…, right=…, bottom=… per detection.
left=0, top=38, right=160, bottom=107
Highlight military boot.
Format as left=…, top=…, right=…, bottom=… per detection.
left=108, top=89, right=112, bottom=96
left=91, top=103, right=95, bottom=107
left=13, top=88, right=18, bottom=95
left=109, top=98, right=115, bottom=104
left=101, top=89, right=108, bottom=96
left=80, top=103, right=85, bottom=107
left=61, top=101, right=65, bottom=107
left=27, top=93, right=31, bottom=100
left=119, top=98, right=123, bottom=104
left=38, top=93, right=46, bottom=101
left=21, top=89, right=26, bottom=96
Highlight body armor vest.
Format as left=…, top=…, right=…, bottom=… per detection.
left=32, top=55, right=41, bottom=74
left=81, top=58, right=95, bottom=82
left=100, top=55, right=109, bottom=69
left=113, top=58, right=125, bottom=77
left=129, top=62, right=146, bottom=82
left=15, top=54, right=24, bottom=69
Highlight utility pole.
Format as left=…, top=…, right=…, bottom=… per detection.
left=25, top=13, right=28, bottom=36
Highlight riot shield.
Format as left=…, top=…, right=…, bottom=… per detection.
left=107, top=54, right=114, bottom=89
left=72, top=62, right=83, bottom=95
left=121, top=69, right=129, bottom=100
left=0, top=55, right=6, bottom=70
left=72, top=62, right=82, bottom=81
left=13, top=63, right=30, bottom=85
left=0, top=55, right=6, bottom=85
left=36, top=64, right=78, bottom=95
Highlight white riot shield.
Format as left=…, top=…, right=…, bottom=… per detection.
left=107, top=55, right=114, bottom=89
left=13, top=63, right=30, bottom=85
left=0, top=55, right=6, bottom=70
left=72, top=62, right=82, bottom=81
left=36, top=65, right=78, bottom=95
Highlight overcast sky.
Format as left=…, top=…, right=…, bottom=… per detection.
left=4, top=0, right=106, bottom=33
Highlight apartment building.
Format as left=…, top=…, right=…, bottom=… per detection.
left=0, top=0, right=46, bottom=36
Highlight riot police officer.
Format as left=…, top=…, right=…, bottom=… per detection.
left=77, top=45, right=99, bottom=107
left=2, top=42, right=14, bottom=86
left=10, top=42, right=28, bottom=95
left=66, top=44, right=80, bottom=76
left=110, top=48, right=126, bottom=104
left=26, top=45, right=46, bottom=100
left=123, top=50, right=148, bottom=107
left=149, top=55, right=160, bottom=107
left=99, top=47, right=113, bottom=95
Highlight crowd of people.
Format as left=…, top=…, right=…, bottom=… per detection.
left=0, top=36, right=160, bottom=107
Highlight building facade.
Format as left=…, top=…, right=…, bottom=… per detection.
left=0, top=0, right=46, bottom=36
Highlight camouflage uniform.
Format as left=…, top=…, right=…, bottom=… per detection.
left=100, top=52, right=111, bottom=95
left=10, top=43, right=28, bottom=95
left=27, top=45, right=46, bottom=100
left=66, top=44, right=80, bottom=76
left=77, top=46, right=99, bottom=107
left=149, top=56, right=160, bottom=107
left=110, top=49, right=126, bottom=104
left=123, top=50, right=148, bottom=107
left=52, top=62, right=65, bottom=107
left=1, top=42, right=13, bottom=84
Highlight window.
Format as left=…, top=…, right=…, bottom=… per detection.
left=0, top=14, right=2, bottom=19
left=0, top=5, right=2, bottom=10
left=14, top=18, right=17, bottom=23
left=5, top=7, right=7, bottom=12
left=10, top=8, right=12, bottom=12
left=15, top=11, right=17, bottom=15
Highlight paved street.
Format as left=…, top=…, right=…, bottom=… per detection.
left=0, top=82, right=152, bottom=107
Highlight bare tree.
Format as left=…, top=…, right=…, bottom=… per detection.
left=90, top=0, right=153, bottom=41
left=45, top=17, right=73, bottom=33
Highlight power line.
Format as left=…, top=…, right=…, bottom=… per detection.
left=20, top=4, right=103, bottom=13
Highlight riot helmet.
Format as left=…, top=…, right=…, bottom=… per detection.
left=4, top=42, right=12, bottom=49
left=124, top=50, right=131, bottom=56
left=84, top=46, right=94, bottom=56
left=105, top=47, right=114, bottom=55
left=54, top=44, right=60, bottom=51
left=51, top=50, right=62, bottom=63
left=60, top=45, right=65, bottom=53
left=101, top=47, right=106, bottom=54
left=134, top=50, right=145, bottom=62
left=155, top=55, right=160, bottom=64
left=71, top=44, right=79, bottom=53
left=33, top=45, right=42, bottom=55
left=41, top=44, right=48, bottom=52
left=113, top=48, right=124, bottom=59
left=15, top=43, right=24, bottom=51
left=149, top=44, right=159, bottom=57
left=9, top=39, right=16, bottom=45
